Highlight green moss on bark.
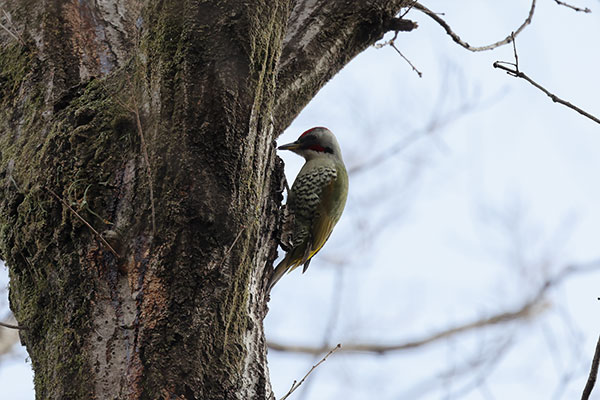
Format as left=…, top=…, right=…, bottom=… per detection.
left=1, top=50, right=138, bottom=397
left=0, top=44, right=34, bottom=99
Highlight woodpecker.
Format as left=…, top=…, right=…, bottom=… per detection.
left=268, top=127, right=348, bottom=290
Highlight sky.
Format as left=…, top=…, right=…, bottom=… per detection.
left=267, top=1, right=600, bottom=399
left=1, top=1, right=600, bottom=399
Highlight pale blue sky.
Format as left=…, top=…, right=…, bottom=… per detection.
left=268, top=1, right=600, bottom=399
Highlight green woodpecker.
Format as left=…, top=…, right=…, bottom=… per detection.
left=268, top=127, right=348, bottom=290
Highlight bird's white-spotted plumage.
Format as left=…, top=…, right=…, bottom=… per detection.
left=288, top=164, right=337, bottom=246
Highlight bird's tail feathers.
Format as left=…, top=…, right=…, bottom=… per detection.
left=268, top=244, right=314, bottom=292
left=268, top=256, right=292, bottom=292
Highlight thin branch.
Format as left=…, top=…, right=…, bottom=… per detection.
left=279, top=344, right=341, bottom=400
left=554, top=0, right=591, bottom=13
left=400, top=0, right=419, bottom=19
left=582, top=334, right=600, bottom=400
left=0, top=20, right=21, bottom=44
left=413, top=1, right=536, bottom=52
left=375, top=30, right=422, bottom=77
left=373, top=31, right=423, bottom=78
left=269, top=299, right=543, bottom=355
left=219, top=226, right=246, bottom=268
left=493, top=61, right=600, bottom=125
left=0, top=9, right=26, bottom=46
left=0, top=320, right=26, bottom=330
left=268, top=261, right=600, bottom=355
left=510, top=32, right=519, bottom=72
left=46, top=187, right=120, bottom=258
left=390, top=42, right=422, bottom=77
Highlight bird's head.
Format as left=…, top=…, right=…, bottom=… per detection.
left=278, top=127, right=343, bottom=161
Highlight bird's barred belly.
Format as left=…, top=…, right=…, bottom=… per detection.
left=291, top=166, right=337, bottom=217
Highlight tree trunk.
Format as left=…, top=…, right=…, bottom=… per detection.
left=0, top=0, right=412, bottom=398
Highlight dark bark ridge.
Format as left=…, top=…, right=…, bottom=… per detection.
left=0, top=0, right=414, bottom=398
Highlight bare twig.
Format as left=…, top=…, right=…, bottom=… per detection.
left=400, top=0, right=419, bottom=18
left=0, top=9, right=25, bottom=46
left=390, top=42, right=422, bottom=77
left=0, top=20, right=21, bottom=45
left=510, top=32, right=519, bottom=72
left=268, top=261, right=600, bottom=355
left=46, top=187, right=120, bottom=258
left=582, top=334, right=600, bottom=400
left=269, top=299, right=543, bottom=355
left=219, top=226, right=246, bottom=268
left=414, top=1, right=537, bottom=52
left=375, top=31, right=422, bottom=77
left=0, top=320, right=26, bottom=330
left=279, top=343, right=341, bottom=400
left=374, top=30, right=398, bottom=49
left=493, top=50, right=600, bottom=125
left=554, top=0, right=591, bottom=13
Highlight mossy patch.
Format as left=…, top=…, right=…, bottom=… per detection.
left=0, top=50, right=139, bottom=397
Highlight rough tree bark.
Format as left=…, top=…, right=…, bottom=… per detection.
left=0, top=0, right=414, bottom=398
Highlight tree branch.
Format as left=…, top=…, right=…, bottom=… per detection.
left=268, top=261, right=600, bottom=356
left=493, top=37, right=600, bottom=125
left=582, top=334, right=600, bottom=400
left=554, top=0, right=591, bottom=13
left=268, top=298, right=544, bottom=355
left=413, top=1, right=537, bottom=52
left=0, top=8, right=25, bottom=46
left=279, top=344, right=341, bottom=400
left=375, top=30, right=422, bottom=77
left=46, top=187, right=120, bottom=258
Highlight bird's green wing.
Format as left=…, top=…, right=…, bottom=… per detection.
left=301, top=177, right=337, bottom=272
